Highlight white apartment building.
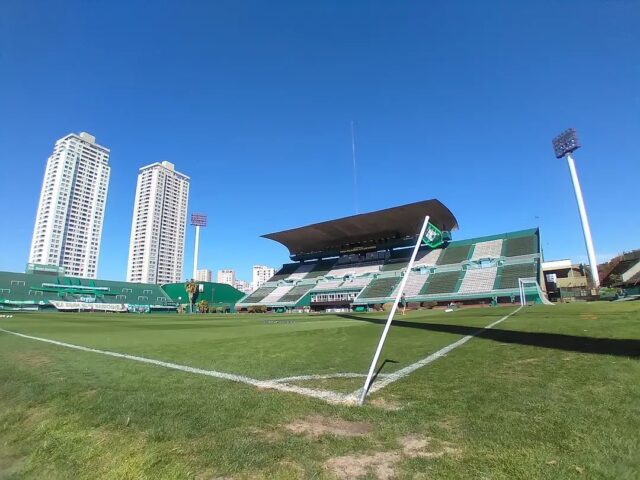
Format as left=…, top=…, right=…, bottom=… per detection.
left=126, top=161, right=189, bottom=284
left=252, top=265, right=275, bottom=291
left=234, top=279, right=252, bottom=294
left=217, top=269, right=235, bottom=286
left=29, top=132, right=110, bottom=278
left=196, top=268, right=211, bottom=282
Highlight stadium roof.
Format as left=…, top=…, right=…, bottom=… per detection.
left=263, top=199, right=458, bottom=259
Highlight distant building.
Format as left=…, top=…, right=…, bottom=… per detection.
left=126, top=161, right=190, bottom=284
left=29, top=132, right=111, bottom=279
left=217, top=269, right=236, bottom=286
left=542, top=259, right=589, bottom=301
left=252, top=265, right=275, bottom=291
left=234, top=279, right=252, bottom=294
left=196, top=269, right=211, bottom=282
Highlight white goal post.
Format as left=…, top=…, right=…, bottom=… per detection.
left=518, top=277, right=554, bottom=306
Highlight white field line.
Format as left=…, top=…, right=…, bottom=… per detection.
left=272, top=372, right=391, bottom=383
left=356, top=306, right=523, bottom=397
left=0, top=327, right=352, bottom=404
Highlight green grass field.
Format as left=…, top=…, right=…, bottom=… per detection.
left=1, top=302, right=639, bottom=479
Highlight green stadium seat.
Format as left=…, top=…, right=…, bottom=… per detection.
left=357, top=277, right=401, bottom=300
left=495, top=263, right=537, bottom=289
left=277, top=285, right=313, bottom=303
left=503, top=235, right=537, bottom=257
left=421, top=271, right=461, bottom=295
left=240, top=287, right=276, bottom=304
left=437, top=245, right=471, bottom=265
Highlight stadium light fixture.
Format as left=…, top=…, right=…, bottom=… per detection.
left=551, top=129, right=600, bottom=288
left=190, top=213, right=207, bottom=280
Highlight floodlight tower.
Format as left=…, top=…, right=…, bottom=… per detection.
left=190, top=213, right=207, bottom=280
left=552, top=129, right=600, bottom=288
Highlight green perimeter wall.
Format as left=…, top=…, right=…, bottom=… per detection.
left=161, top=282, right=245, bottom=312
left=0, top=270, right=172, bottom=308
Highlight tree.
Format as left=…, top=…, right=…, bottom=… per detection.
left=185, top=279, right=199, bottom=313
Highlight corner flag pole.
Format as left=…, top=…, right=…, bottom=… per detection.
left=358, top=215, right=430, bottom=406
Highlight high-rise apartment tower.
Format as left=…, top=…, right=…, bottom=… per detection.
left=29, top=132, right=110, bottom=278
left=126, top=161, right=189, bottom=284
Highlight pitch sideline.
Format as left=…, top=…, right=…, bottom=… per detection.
left=0, top=326, right=352, bottom=404
left=0, top=306, right=522, bottom=405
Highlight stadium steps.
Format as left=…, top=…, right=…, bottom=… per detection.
left=260, top=285, right=293, bottom=304
left=420, top=271, right=461, bottom=295
left=415, top=249, right=442, bottom=266
left=357, top=277, right=401, bottom=300
left=399, top=272, right=429, bottom=297
left=494, top=263, right=537, bottom=289
left=437, top=244, right=472, bottom=265
left=268, top=263, right=301, bottom=282
left=276, top=285, right=313, bottom=303
left=327, top=262, right=381, bottom=277
left=457, top=267, right=498, bottom=293
left=340, top=277, right=372, bottom=290
left=470, top=239, right=503, bottom=260
left=312, top=279, right=345, bottom=291
left=502, top=235, right=537, bottom=257
left=287, top=263, right=316, bottom=280
left=381, top=261, right=407, bottom=272
left=304, top=259, right=338, bottom=279
left=239, top=286, right=276, bottom=304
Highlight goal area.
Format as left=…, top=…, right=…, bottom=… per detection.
left=518, top=277, right=553, bottom=306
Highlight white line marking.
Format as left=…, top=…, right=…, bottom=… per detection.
left=0, top=306, right=522, bottom=406
left=272, top=372, right=391, bottom=383
left=356, top=306, right=523, bottom=396
left=0, top=327, right=352, bottom=404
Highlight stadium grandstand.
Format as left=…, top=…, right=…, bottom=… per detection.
left=236, top=199, right=545, bottom=312
left=599, top=249, right=640, bottom=295
left=0, top=263, right=175, bottom=312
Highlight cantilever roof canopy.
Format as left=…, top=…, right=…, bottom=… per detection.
left=262, top=199, right=458, bottom=260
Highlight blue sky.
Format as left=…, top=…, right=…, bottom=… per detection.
left=1, top=0, right=638, bottom=282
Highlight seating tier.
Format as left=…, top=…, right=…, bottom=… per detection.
left=358, top=277, right=401, bottom=299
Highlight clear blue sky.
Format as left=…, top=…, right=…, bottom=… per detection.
left=1, top=1, right=638, bottom=282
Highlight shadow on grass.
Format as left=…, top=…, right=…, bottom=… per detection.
left=337, top=313, right=640, bottom=358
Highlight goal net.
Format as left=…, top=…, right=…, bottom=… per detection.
left=518, top=277, right=553, bottom=306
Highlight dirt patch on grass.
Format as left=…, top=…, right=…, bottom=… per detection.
left=400, top=434, right=461, bottom=459
left=369, top=397, right=403, bottom=411
left=580, top=314, right=598, bottom=320
left=284, top=415, right=372, bottom=438
left=13, top=352, right=53, bottom=368
left=325, top=452, right=400, bottom=480
left=325, top=434, right=460, bottom=479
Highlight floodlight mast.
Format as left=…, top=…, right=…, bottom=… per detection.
left=552, top=129, right=600, bottom=288
left=190, top=214, right=207, bottom=280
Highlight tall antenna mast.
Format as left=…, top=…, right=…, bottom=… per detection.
left=351, top=120, right=359, bottom=214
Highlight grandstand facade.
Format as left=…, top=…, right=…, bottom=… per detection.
left=237, top=200, right=544, bottom=311
left=0, top=268, right=175, bottom=313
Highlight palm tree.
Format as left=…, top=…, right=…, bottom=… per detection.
left=185, top=279, right=198, bottom=313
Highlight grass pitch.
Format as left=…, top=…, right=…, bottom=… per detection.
left=1, top=302, right=639, bottom=479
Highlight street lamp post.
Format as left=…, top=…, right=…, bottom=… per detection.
left=552, top=129, right=600, bottom=289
